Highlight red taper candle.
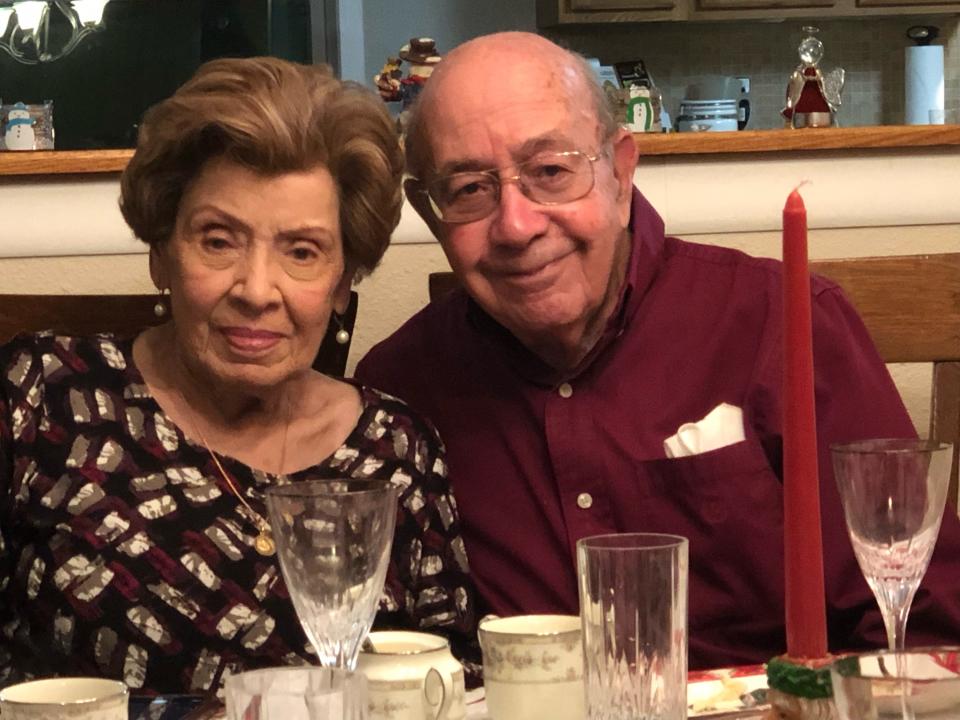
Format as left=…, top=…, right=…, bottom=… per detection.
left=782, top=188, right=828, bottom=659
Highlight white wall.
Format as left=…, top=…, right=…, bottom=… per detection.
left=2, top=146, right=958, bottom=434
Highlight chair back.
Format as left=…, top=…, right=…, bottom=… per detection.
left=810, top=253, right=960, bottom=512
left=429, top=253, right=960, bottom=509
left=0, top=291, right=358, bottom=377
left=429, top=272, right=461, bottom=303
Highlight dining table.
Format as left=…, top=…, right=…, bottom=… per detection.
left=130, top=664, right=773, bottom=719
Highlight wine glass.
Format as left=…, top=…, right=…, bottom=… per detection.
left=831, top=439, right=953, bottom=651
left=265, top=478, right=398, bottom=670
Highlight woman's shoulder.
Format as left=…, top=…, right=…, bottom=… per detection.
left=2, top=331, right=132, bottom=376
left=290, top=377, right=448, bottom=486
left=0, top=333, right=138, bottom=407
left=2, top=330, right=128, bottom=355
left=342, top=381, right=447, bottom=461
left=358, top=383, right=442, bottom=435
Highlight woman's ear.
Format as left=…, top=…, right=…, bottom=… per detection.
left=332, top=268, right=356, bottom=315
left=148, top=244, right=169, bottom=291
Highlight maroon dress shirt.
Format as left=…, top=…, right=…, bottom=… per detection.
left=357, top=188, right=960, bottom=669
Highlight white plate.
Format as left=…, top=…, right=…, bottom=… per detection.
left=688, top=665, right=769, bottom=717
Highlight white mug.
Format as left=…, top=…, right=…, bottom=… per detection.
left=0, top=677, right=128, bottom=720
left=358, top=630, right=466, bottom=720
left=478, top=614, right=584, bottom=720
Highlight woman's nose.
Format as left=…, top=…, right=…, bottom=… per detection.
left=230, top=246, right=280, bottom=308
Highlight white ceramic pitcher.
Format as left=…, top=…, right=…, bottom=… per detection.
left=358, top=630, right=466, bottom=720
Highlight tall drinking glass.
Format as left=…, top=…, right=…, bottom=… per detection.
left=831, top=439, right=952, bottom=651
left=577, top=533, right=688, bottom=720
left=265, top=478, right=398, bottom=670
left=225, top=666, right=369, bottom=720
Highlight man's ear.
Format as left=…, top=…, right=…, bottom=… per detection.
left=404, top=177, right=445, bottom=239
left=609, top=127, right=639, bottom=228
left=148, top=244, right=169, bottom=291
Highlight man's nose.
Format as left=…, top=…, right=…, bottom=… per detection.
left=489, top=179, right=549, bottom=246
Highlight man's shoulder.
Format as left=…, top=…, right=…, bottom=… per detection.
left=663, top=236, right=778, bottom=275
left=661, top=236, right=839, bottom=296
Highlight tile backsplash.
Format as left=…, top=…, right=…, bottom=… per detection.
left=548, top=17, right=959, bottom=129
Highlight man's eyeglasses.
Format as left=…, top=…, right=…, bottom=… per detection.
left=416, top=150, right=603, bottom=224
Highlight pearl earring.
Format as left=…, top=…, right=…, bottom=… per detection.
left=153, top=289, right=168, bottom=318
left=333, top=312, right=350, bottom=345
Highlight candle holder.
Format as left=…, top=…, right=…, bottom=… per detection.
left=782, top=26, right=845, bottom=129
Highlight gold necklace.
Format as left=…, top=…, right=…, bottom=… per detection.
left=180, top=399, right=285, bottom=557
left=200, top=439, right=277, bottom=557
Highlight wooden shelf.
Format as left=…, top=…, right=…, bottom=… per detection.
left=2, top=125, right=960, bottom=176
left=634, top=124, right=960, bottom=156
left=0, top=149, right=133, bottom=177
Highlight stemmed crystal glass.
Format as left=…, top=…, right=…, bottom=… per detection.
left=265, top=478, right=398, bottom=670
left=831, top=439, right=953, bottom=651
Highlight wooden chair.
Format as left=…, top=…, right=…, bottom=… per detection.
left=809, top=253, right=960, bottom=512
left=428, top=253, right=960, bottom=509
left=0, top=291, right=358, bottom=377
left=428, top=272, right=461, bottom=303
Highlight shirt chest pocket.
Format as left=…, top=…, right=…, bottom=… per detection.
left=632, top=439, right=783, bottom=531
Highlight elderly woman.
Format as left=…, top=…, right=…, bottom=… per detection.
left=0, top=58, right=473, bottom=694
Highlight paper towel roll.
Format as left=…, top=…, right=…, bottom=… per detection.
left=905, top=45, right=945, bottom=125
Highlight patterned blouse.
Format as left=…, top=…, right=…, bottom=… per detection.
left=0, top=333, right=476, bottom=693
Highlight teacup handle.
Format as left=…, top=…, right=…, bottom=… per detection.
left=423, top=666, right=453, bottom=720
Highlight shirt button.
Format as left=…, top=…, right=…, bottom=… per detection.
left=576, top=492, right=593, bottom=509
left=558, top=382, right=573, bottom=398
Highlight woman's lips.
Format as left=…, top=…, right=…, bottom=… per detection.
left=220, top=327, right=285, bottom=353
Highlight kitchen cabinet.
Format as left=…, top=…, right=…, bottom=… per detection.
left=539, top=0, right=960, bottom=22
left=537, top=0, right=683, bottom=23
left=570, top=0, right=673, bottom=7
left=696, top=0, right=834, bottom=10
left=856, top=0, right=960, bottom=7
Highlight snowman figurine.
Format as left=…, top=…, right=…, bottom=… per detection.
left=4, top=103, right=36, bottom=151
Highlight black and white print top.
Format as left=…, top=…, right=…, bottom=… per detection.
left=0, top=333, right=475, bottom=694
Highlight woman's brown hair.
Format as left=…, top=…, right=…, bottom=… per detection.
left=120, top=57, right=403, bottom=277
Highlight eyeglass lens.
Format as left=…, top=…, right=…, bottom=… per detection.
left=428, top=151, right=597, bottom=223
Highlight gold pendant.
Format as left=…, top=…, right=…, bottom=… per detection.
left=255, top=531, right=276, bottom=556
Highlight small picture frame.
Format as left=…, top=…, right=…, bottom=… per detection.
left=1, top=101, right=55, bottom=151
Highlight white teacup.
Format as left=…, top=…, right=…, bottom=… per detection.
left=0, top=677, right=128, bottom=720
left=358, top=630, right=466, bottom=720
left=479, top=614, right=584, bottom=720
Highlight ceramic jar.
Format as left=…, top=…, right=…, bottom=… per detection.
left=358, top=630, right=466, bottom=720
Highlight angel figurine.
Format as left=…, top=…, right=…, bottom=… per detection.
left=782, top=26, right=845, bottom=129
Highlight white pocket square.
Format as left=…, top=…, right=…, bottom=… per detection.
left=663, top=403, right=746, bottom=458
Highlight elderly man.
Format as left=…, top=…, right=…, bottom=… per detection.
left=356, top=32, right=960, bottom=669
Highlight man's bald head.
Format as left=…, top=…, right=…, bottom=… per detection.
left=404, top=32, right=618, bottom=179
